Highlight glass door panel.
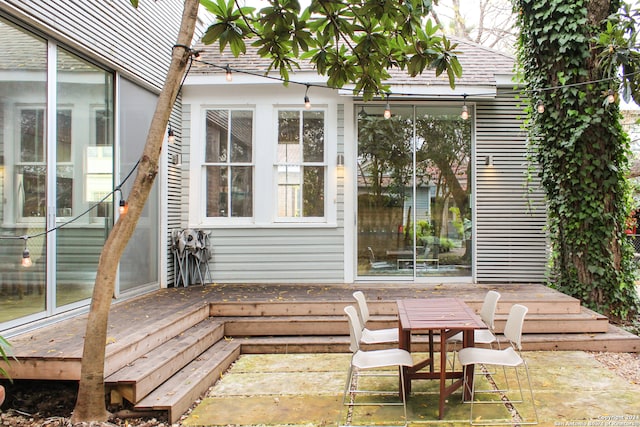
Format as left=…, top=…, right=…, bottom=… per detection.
left=356, top=104, right=472, bottom=279
left=414, top=106, right=472, bottom=277
left=55, top=47, right=113, bottom=307
left=357, top=105, right=414, bottom=277
left=0, top=19, right=48, bottom=325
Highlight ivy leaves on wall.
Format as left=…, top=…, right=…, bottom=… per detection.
left=515, top=0, right=640, bottom=320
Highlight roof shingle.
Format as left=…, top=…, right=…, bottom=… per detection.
left=191, top=36, right=515, bottom=88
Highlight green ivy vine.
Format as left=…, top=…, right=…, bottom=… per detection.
left=514, top=0, right=640, bottom=320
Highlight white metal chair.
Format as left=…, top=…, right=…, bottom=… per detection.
left=342, top=305, right=414, bottom=427
left=352, top=291, right=399, bottom=344
left=457, top=304, right=538, bottom=425
left=447, top=290, right=501, bottom=370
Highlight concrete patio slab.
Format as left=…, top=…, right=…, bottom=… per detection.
left=183, top=351, right=640, bottom=427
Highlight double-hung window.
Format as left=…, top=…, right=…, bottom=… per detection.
left=18, top=108, right=72, bottom=220
left=276, top=110, right=326, bottom=220
left=204, top=109, right=253, bottom=218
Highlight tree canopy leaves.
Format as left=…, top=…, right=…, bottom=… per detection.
left=200, top=0, right=462, bottom=99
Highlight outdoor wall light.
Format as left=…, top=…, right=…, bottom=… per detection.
left=337, top=154, right=345, bottom=167
left=172, top=153, right=182, bottom=167
left=485, top=155, right=494, bottom=166
left=167, top=125, right=175, bottom=144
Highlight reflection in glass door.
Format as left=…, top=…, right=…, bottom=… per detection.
left=356, top=104, right=472, bottom=279
left=55, top=47, right=113, bottom=308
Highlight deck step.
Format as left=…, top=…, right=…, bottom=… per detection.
left=105, top=318, right=225, bottom=404
left=209, top=296, right=582, bottom=317
left=221, top=315, right=346, bottom=336
left=234, top=322, right=640, bottom=353
left=220, top=306, right=608, bottom=337
left=134, top=338, right=241, bottom=424
left=104, top=304, right=210, bottom=377
left=493, top=306, right=610, bottom=334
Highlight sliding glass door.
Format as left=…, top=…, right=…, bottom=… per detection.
left=0, top=18, right=114, bottom=328
left=356, top=104, right=472, bottom=279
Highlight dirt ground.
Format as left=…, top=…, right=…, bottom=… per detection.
left=0, top=379, right=177, bottom=427
left=0, top=351, right=639, bottom=427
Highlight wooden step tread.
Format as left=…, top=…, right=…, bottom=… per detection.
left=106, top=318, right=225, bottom=403
left=104, top=304, right=210, bottom=377
left=134, top=339, right=241, bottom=424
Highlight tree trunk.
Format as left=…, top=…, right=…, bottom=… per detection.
left=70, top=0, right=200, bottom=422
left=516, top=0, right=639, bottom=319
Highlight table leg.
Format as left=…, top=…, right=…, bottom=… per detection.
left=398, top=323, right=411, bottom=397
left=438, top=328, right=447, bottom=419
left=428, top=330, right=434, bottom=372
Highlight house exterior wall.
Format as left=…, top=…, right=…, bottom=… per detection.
left=182, top=79, right=548, bottom=284
left=181, top=82, right=346, bottom=283
left=0, top=0, right=182, bottom=91
left=475, top=89, right=548, bottom=282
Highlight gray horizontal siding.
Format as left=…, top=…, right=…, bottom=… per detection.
left=2, top=0, right=183, bottom=90
left=166, top=97, right=183, bottom=285
left=475, top=92, right=548, bottom=283
left=205, top=230, right=345, bottom=283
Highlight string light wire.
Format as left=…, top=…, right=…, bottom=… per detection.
left=193, top=58, right=640, bottom=103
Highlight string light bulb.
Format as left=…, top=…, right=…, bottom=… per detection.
left=304, top=85, right=311, bottom=110
left=607, top=89, right=615, bottom=104
left=461, top=94, right=469, bottom=120
left=225, top=64, right=232, bottom=82
left=22, top=248, right=32, bottom=267
left=21, top=236, right=32, bottom=267
left=536, top=100, right=545, bottom=114
left=119, top=199, right=128, bottom=216
left=383, top=93, right=391, bottom=119
left=167, top=125, right=175, bottom=144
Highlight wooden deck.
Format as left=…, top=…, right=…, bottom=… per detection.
left=2, top=282, right=639, bottom=423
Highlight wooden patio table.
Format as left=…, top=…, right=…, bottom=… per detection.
left=397, top=297, right=487, bottom=419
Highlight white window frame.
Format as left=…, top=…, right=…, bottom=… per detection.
left=189, top=100, right=338, bottom=228
left=198, top=106, right=256, bottom=225
left=14, top=105, right=49, bottom=224
left=274, top=107, right=328, bottom=223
